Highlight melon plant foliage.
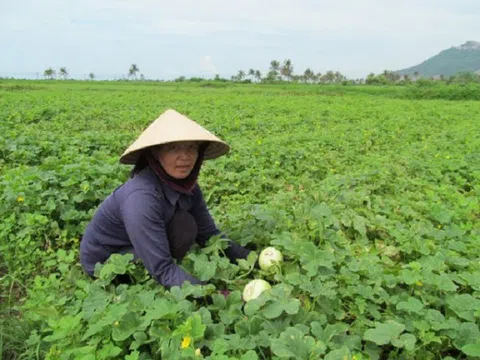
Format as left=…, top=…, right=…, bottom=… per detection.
left=0, top=81, right=479, bottom=359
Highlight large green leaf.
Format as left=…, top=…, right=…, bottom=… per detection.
left=363, top=320, right=405, bottom=346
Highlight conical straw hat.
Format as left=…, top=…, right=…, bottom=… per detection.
left=119, top=109, right=230, bottom=164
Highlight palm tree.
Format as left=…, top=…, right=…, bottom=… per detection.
left=255, top=70, right=262, bottom=82
left=43, top=67, right=55, bottom=80
left=280, top=59, right=294, bottom=81
left=334, top=71, right=346, bottom=83
left=248, top=68, right=255, bottom=81
left=59, top=67, right=68, bottom=80
left=269, top=60, right=280, bottom=81
left=237, top=70, right=245, bottom=82
left=269, top=60, right=280, bottom=72
left=321, top=70, right=335, bottom=84
left=89, top=72, right=95, bottom=80
left=129, top=64, right=139, bottom=80
left=303, top=68, right=314, bottom=83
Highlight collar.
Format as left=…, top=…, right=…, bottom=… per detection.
left=142, top=166, right=187, bottom=206
left=161, top=181, right=182, bottom=206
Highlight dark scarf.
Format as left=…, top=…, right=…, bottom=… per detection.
left=146, top=145, right=206, bottom=195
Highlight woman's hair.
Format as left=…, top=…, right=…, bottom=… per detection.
left=130, top=149, right=150, bottom=178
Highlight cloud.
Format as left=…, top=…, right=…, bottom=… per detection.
left=199, top=56, right=217, bottom=75
left=1, top=0, right=479, bottom=79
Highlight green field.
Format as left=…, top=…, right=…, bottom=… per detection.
left=1, top=81, right=479, bottom=359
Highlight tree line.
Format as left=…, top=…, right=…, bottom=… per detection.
left=36, top=61, right=480, bottom=85
left=227, top=59, right=349, bottom=84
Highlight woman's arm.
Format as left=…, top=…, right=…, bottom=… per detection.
left=120, top=189, right=203, bottom=288
left=190, top=185, right=250, bottom=262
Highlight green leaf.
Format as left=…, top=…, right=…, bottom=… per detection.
left=149, top=324, right=171, bottom=340
left=324, top=346, right=351, bottom=360
left=130, top=332, right=149, bottom=350
left=399, top=269, right=421, bottom=285
left=391, top=333, right=417, bottom=351
left=453, top=322, right=480, bottom=349
left=234, top=316, right=263, bottom=337
left=97, top=343, right=123, bottom=359
left=261, top=298, right=300, bottom=319
left=191, top=313, right=207, bottom=338
left=459, top=271, right=480, bottom=291
left=271, top=327, right=326, bottom=359
left=462, top=343, right=480, bottom=357
left=96, top=253, right=134, bottom=281
left=311, top=322, right=349, bottom=344
left=125, top=351, right=140, bottom=360
left=353, top=214, right=368, bottom=237
left=299, top=245, right=335, bottom=276
left=79, top=354, right=96, bottom=360
left=300, top=278, right=337, bottom=299
left=446, top=294, right=480, bottom=322
left=43, top=313, right=83, bottom=342
left=193, top=256, right=217, bottom=281
left=142, top=298, right=178, bottom=325
left=363, top=320, right=405, bottom=345
left=112, top=312, right=143, bottom=342
left=172, top=313, right=206, bottom=340
left=240, top=350, right=259, bottom=360
left=205, top=323, right=226, bottom=340
left=435, top=273, right=458, bottom=292
left=396, top=297, right=424, bottom=314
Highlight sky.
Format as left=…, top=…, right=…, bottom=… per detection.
left=1, top=0, right=479, bottom=80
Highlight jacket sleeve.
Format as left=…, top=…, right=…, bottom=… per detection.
left=120, top=189, right=203, bottom=288
left=190, top=185, right=251, bottom=263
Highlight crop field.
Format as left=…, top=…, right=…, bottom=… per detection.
left=0, top=81, right=479, bottom=359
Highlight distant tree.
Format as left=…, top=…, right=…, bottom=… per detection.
left=303, top=68, right=314, bottom=83
left=280, top=59, right=294, bottom=81
left=269, top=60, right=280, bottom=81
left=140, top=74, right=145, bottom=81
left=89, top=72, right=95, bottom=80
left=59, top=67, right=68, bottom=79
left=129, top=64, right=139, bottom=80
left=289, top=75, right=300, bottom=83
left=365, top=73, right=389, bottom=85
left=413, top=71, right=420, bottom=80
left=334, top=71, right=346, bottom=83
left=237, top=70, right=245, bottom=82
left=43, top=67, right=55, bottom=80
left=254, top=70, right=262, bottom=82
left=270, top=60, right=280, bottom=72
left=264, top=70, right=277, bottom=82
left=322, top=70, right=336, bottom=83
left=450, top=71, right=480, bottom=84
left=248, top=68, right=255, bottom=81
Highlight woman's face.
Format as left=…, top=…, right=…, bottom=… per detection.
left=152, top=141, right=200, bottom=179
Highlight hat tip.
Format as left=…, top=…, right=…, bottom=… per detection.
left=164, top=108, right=180, bottom=114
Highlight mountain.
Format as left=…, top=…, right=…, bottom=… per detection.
left=396, top=41, right=480, bottom=77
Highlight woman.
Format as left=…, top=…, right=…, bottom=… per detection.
left=79, top=109, right=251, bottom=288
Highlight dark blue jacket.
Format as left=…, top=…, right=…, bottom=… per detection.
left=79, top=166, right=250, bottom=287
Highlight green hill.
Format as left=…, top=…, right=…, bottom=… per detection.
left=397, top=41, right=480, bottom=77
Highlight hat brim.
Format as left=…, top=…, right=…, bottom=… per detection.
left=119, top=139, right=230, bottom=165
left=118, top=109, right=231, bottom=165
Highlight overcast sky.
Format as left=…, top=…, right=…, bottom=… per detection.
left=1, top=0, right=479, bottom=80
